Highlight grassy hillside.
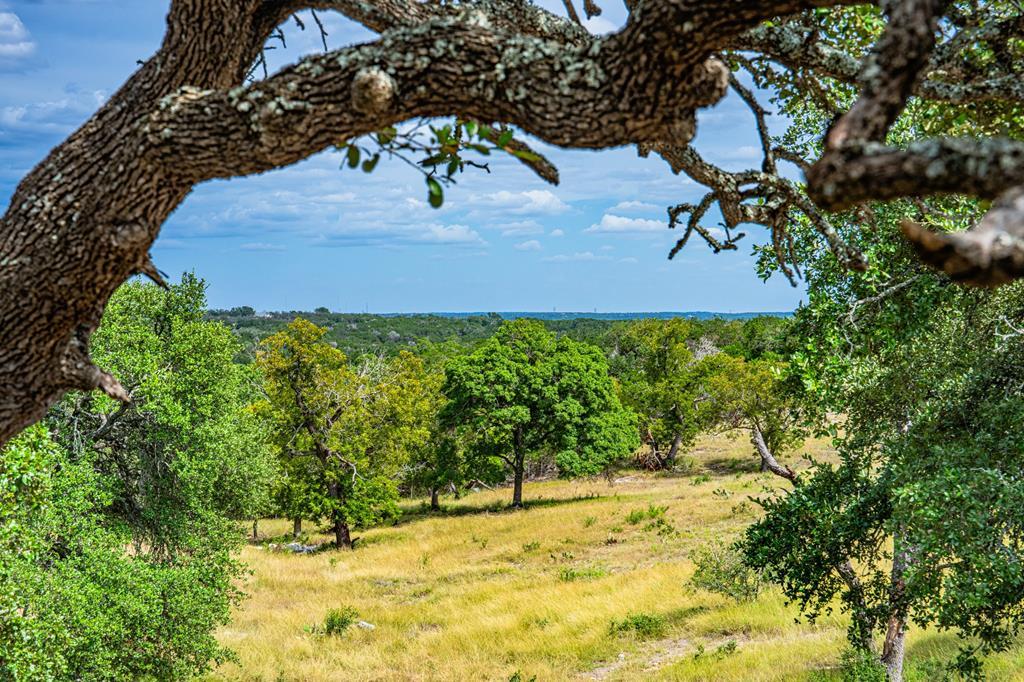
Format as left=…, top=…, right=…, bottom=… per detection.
left=210, top=434, right=1024, bottom=681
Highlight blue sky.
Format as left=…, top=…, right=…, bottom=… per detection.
left=0, top=1, right=805, bottom=313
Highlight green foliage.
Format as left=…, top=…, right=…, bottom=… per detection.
left=2, top=275, right=268, bottom=680
left=442, top=320, right=638, bottom=505
left=740, top=37, right=1024, bottom=675
left=608, top=612, right=666, bottom=638
left=690, top=544, right=765, bottom=602
left=257, top=318, right=434, bottom=545
left=608, top=319, right=708, bottom=469
left=837, top=648, right=888, bottom=682
left=625, top=504, right=667, bottom=525
left=319, top=606, right=360, bottom=636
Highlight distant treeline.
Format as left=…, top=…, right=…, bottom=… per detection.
left=206, top=307, right=793, bottom=359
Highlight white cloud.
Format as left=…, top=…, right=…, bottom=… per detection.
left=0, top=12, right=33, bottom=60
left=470, top=189, right=569, bottom=215
left=609, top=200, right=661, bottom=214
left=240, top=242, right=286, bottom=252
left=549, top=229, right=565, bottom=237
left=415, top=224, right=487, bottom=246
left=514, top=240, right=542, bottom=251
left=619, top=257, right=639, bottom=264
left=585, top=214, right=666, bottom=234
left=542, top=251, right=610, bottom=263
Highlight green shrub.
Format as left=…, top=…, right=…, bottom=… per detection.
left=690, top=544, right=764, bottom=602
left=609, top=612, right=666, bottom=638
left=320, top=606, right=360, bottom=636
left=626, top=504, right=667, bottom=525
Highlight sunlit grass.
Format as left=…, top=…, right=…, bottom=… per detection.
left=208, top=433, right=1024, bottom=681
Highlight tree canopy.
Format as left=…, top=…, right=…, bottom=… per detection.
left=442, top=319, right=638, bottom=507
left=0, top=276, right=272, bottom=679
left=256, top=318, right=435, bottom=546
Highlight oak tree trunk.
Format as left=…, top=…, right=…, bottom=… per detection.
left=293, top=518, right=302, bottom=538
left=333, top=516, right=352, bottom=549
left=430, top=487, right=440, bottom=511
left=665, top=432, right=684, bottom=468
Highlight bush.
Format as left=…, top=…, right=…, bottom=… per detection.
left=609, top=612, right=666, bottom=638
left=320, top=606, right=360, bottom=636
left=626, top=504, right=667, bottom=525
left=690, top=544, right=765, bottom=602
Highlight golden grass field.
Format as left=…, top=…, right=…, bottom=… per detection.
left=209, top=433, right=1024, bottom=681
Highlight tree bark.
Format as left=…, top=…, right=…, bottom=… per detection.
left=880, top=616, right=906, bottom=682
left=327, top=479, right=351, bottom=548
left=880, top=532, right=912, bottom=681
left=665, top=432, right=684, bottom=468
left=512, top=460, right=525, bottom=508
left=429, top=487, right=440, bottom=510
left=293, top=517, right=302, bottom=538
left=333, top=515, right=352, bottom=549
left=511, top=427, right=526, bottom=508
left=252, top=518, right=259, bottom=541
left=0, top=0, right=857, bottom=447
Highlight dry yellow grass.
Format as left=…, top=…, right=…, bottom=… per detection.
left=208, top=433, right=1024, bottom=681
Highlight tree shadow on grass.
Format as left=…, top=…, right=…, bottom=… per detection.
left=390, top=492, right=607, bottom=527
left=702, top=456, right=760, bottom=475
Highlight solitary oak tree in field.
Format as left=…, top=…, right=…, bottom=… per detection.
left=1, top=0, right=1023, bottom=445
left=442, top=319, right=637, bottom=507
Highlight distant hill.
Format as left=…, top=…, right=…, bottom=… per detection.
left=207, top=308, right=791, bottom=358
left=381, top=311, right=791, bottom=321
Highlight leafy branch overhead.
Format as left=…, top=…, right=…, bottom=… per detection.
left=1, top=0, right=1024, bottom=445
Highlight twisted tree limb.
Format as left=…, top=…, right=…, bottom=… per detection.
left=0, top=0, right=850, bottom=446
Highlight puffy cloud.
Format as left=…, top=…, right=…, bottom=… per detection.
left=415, top=224, right=487, bottom=246
left=609, top=200, right=661, bottom=213
left=0, top=12, right=33, bottom=60
left=514, top=240, right=542, bottom=251
left=469, top=189, right=569, bottom=215
left=549, top=228, right=565, bottom=237
left=584, top=214, right=666, bottom=234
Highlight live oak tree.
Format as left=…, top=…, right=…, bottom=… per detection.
left=608, top=319, right=713, bottom=470
left=1, top=276, right=273, bottom=679
left=738, top=62, right=1024, bottom=677
left=255, top=318, right=433, bottom=547
left=442, top=319, right=637, bottom=508
left=700, top=354, right=806, bottom=477
left=3, top=0, right=1024, bottom=446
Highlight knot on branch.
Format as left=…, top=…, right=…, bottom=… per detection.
left=351, top=68, right=396, bottom=116
left=62, top=331, right=130, bottom=403
left=901, top=188, right=1024, bottom=287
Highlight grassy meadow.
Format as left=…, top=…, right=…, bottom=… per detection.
left=210, top=433, right=1024, bottom=681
